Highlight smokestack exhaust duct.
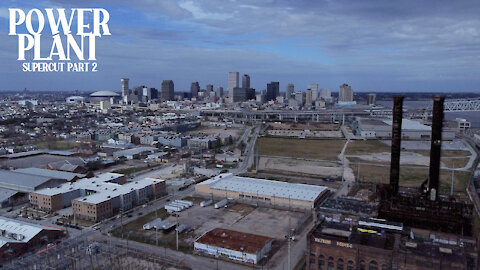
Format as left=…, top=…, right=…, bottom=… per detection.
left=389, top=96, right=403, bottom=195
left=428, top=96, right=444, bottom=201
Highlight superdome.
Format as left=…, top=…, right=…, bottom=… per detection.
left=90, top=91, right=120, bottom=97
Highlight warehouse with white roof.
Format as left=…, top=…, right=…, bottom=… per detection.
left=352, top=117, right=455, bottom=140
left=195, top=174, right=329, bottom=209
left=30, top=173, right=167, bottom=222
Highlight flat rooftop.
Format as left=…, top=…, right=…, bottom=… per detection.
left=312, top=222, right=395, bottom=250
left=33, top=173, right=124, bottom=196
left=113, top=147, right=157, bottom=157
left=196, top=228, right=272, bottom=254
left=200, top=174, right=328, bottom=202
left=34, top=173, right=164, bottom=204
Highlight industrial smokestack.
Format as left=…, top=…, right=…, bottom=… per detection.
left=428, top=96, right=444, bottom=201
left=390, top=96, right=403, bottom=195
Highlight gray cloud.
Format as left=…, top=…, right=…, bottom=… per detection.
left=1, top=0, right=480, bottom=92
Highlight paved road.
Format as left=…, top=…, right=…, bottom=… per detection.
left=335, top=139, right=355, bottom=198
left=232, top=124, right=261, bottom=174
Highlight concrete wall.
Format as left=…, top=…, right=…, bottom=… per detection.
left=195, top=183, right=317, bottom=209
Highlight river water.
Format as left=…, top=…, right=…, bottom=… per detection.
left=377, top=100, right=480, bottom=128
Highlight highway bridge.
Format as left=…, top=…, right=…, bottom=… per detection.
left=444, top=98, right=480, bottom=112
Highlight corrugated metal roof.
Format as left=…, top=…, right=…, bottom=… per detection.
left=0, top=188, right=19, bottom=202
left=0, top=170, right=54, bottom=192
left=15, top=168, right=85, bottom=181
left=0, top=216, right=62, bottom=249
left=1, top=150, right=77, bottom=159
left=202, top=174, right=328, bottom=202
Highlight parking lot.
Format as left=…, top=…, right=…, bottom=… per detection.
left=114, top=197, right=308, bottom=252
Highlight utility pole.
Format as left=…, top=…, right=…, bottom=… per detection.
left=286, top=217, right=292, bottom=270
left=356, top=162, right=360, bottom=181
left=450, top=161, right=455, bottom=196
left=121, top=208, right=124, bottom=240
left=176, top=213, right=179, bottom=251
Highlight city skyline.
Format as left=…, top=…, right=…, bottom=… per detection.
left=1, top=0, right=480, bottom=92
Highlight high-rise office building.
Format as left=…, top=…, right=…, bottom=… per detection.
left=242, top=74, right=250, bottom=89
left=121, top=78, right=129, bottom=103
left=232, top=87, right=246, bottom=103
left=161, top=80, right=175, bottom=101
left=206, top=84, right=214, bottom=98
left=142, top=87, right=158, bottom=102
left=286, top=83, right=294, bottom=99
left=307, top=83, right=319, bottom=101
left=228, top=72, right=239, bottom=101
left=306, top=89, right=313, bottom=106
left=266, top=82, right=280, bottom=101
left=367, top=93, right=376, bottom=105
left=319, top=88, right=331, bottom=100
left=246, top=88, right=256, bottom=100
left=191, top=82, right=200, bottom=98
left=216, top=86, right=223, bottom=98
left=294, top=91, right=305, bottom=105
left=339, top=83, right=353, bottom=102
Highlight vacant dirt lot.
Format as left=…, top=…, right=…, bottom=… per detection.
left=259, top=156, right=342, bottom=178
left=257, top=137, right=345, bottom=161
left=353, top=163, right=471, bottom=198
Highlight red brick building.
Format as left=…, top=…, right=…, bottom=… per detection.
left=306, top=221, right=477, bottom=270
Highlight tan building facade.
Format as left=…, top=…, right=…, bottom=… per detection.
left=30, top=173, right=167, bottom=222
left=195, top=174, right=328, bottom=210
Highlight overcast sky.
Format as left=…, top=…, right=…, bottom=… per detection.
left=1, top=0, right=480, bottom=92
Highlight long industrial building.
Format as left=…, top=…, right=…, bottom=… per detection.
left=352, top=117, right=455, bottom=140
left=195, top=174, right=328, bottom=209
left=29, top=173, right=166, bottom=222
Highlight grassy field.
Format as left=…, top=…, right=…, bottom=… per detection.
left=109, top=208, right=193, bottom=252
left=36, top=140, right=78, bottom=150
left=354, top=163, right=471, bottom=198
left=257, top=137, right=345, bottom=161
left=411, top=149, right=471, bottom=157
left=346, top=140, right=471, bottom=157
left=345, top=140, right=391, bottom=155
left=441, top=157, right=471, bottom=168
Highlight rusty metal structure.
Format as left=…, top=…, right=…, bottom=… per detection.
left=378, top=96, right=473, bottom=236
left=389, top=96, right=403, bottom=195
left=427, top=96, right=444, bottom=200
